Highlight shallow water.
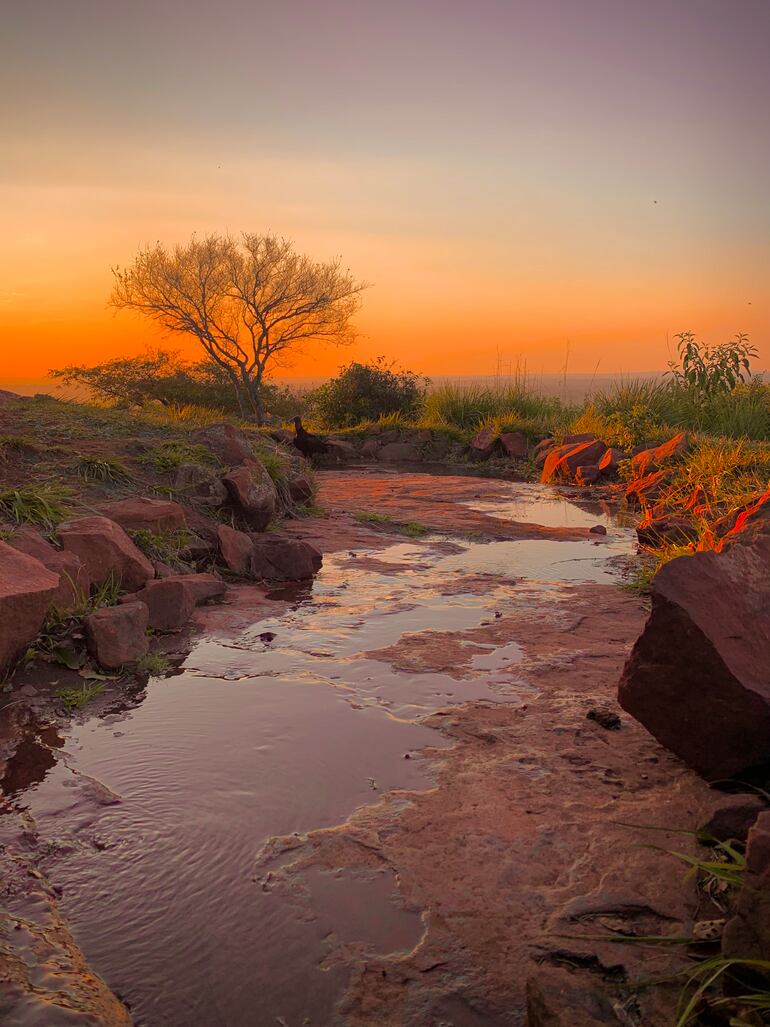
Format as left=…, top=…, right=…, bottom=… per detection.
left=1, top=479, right=635, bottom=1027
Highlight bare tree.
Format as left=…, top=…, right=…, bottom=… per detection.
left=110, top=233, right=368, bottom=423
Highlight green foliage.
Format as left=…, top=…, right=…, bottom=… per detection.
left=149, top=441, right=216, bottom=472
left=310, top=358, right=427, bottom=428
left=0, top=434, right=39, bottom=455
left=129, top=528, right=193, bottom=565
left=136, top=652, right=171, bottom=677
left=668, top=331, right=758, bottom=398
left=353, top=510, right=429, bottom=536
left=0, top=485, right=70, bottom=528
left=75, top=454, right=132, bottom=483
left=55, top=683, right=105, bottom=711
left=423, top=382, right=572, bottom=435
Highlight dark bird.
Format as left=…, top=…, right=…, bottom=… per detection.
left=292, top=416, right=329, bottom=458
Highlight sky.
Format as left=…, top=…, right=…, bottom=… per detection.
left=1, top=0, right=769, bottom=382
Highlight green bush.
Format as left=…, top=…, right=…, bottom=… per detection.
left=309, top=359, right=427, bottom=428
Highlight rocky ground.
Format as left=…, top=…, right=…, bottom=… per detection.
left=1, top=395, right=769, bottom=1026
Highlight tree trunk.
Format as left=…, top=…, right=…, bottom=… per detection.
left=241, top=371, right=264, bottom=425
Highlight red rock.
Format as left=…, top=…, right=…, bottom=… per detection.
left=625, top=470, right=668, bottom=508
left=221, top=462, right=277, bottom=530
left=249, top=537, right=323, bottom=580
left=85, top=602, right=149, bottom=668
left=7, top=526, right=90, bottom=610
left=0, top=542, right=60, bottom=671
left=541, top=439, right=608, bottom=484
left=128, top=578, right=195, bottom=631
left=618, top=535, right=770, bottom=780
left=533, top=438, right=555, bottom=456
left=700, top=795, right=767, bottom=844
left=378, top=442, right=420, bottom=462
left=98, top=497, right=186, bottom=534
left=575, top=463, right=600, bottom=486
left=717, top=488, right=770, bottom=546
left=152, top=560, right=176, bottom=578
left=469, top=426, right=497, bottom=459
left=526, top=965, right=619, bottom=1026
left=217, top=524, right=254, bottom=576
left=360, top=439, right=381, bottom=458
left=722, top=811, right=770, bottom=961
left=175, top=572, right=226, bottom=604
left=57, top=516, right=154, bottom=592
left=191, top=422, right=254, bottom=465
left=561, top=432, right=597, bottom=445
left=173, top=463, right=229, bottom=507
left=323, top=439, right=358, bottom=462
left=288, top=474, right=314, bottom=504
left=589, top=524, right=607, bottom=535
left=631, top=432, right=688, bottom=477
left=597, top=447, right=629, bottom=477
left=499, top=431, right=528, bottom=459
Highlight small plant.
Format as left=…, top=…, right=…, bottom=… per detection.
left=129, top=527, right=193, bottom=565
left=668, top=332, right=758, bottom=399
left=354, top=510, right=429, bottom=537
left=149, top=441, right=216, bottom=472
left=0, top=485, right=70, bottom=528
left=55, top=682, right=105, bottom=711
left=136, top=652, right=170, bottom=677
left=0, top=433, right=39, bottom=455
left=75, top=454, right=132, bottom=483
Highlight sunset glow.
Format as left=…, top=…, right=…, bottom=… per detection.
left=2, top=0, right=768, bottom=380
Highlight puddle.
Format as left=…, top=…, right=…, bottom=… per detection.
left=1, top=475, right=635, bottom=1026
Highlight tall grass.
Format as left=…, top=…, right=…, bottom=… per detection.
left=422, top=382, right=574, bottom=434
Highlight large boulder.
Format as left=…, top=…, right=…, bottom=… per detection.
left=625, top=470, right=668, bottom=508
left=191, top=422, right=253, bottom=466
left=221, top=462, right=277, bottom=530
left=618, top=536, right=770, bottom=780
left=7, top=526, right=90, bottom=610
left=630, top=432, right=688, bottom=478
left=597, top=447, right=629, bottom=478
left=127, top=578, right=196, bottom=631
left=217, top=524, right=254, bottom=576
left=540, top=439, right=607, bottom=484
left=85, top=602, right=149, bottom=669
left=173, top=463, right=229, bottom=507
left=722, top=811, right=770, bottom=962
left=98, top=497, right=186, bottom=534
left=0, top=543, right=60, bottom=671
left=249, top=537, right=323, bottom=580
left=57, top=516, right=154, bottom=592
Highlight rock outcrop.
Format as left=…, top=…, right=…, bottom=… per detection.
left=7, top=526, right=90, bottom=610
left=57, top=516, right=155, bottom=591
left=99, top=496, right=186, bottom=533
left=618, top=536, right=770, bottom=779
left=85, top=602, right=149, bottom=668
left=0, top=542, right=60, bottom=671
left=722, top=811, right=770, bottom=962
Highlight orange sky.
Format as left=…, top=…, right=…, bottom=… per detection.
left=2, top=1, right=768, bottom=381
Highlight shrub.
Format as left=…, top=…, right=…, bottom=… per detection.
left=309, top=358, right=427, bottom=428
left=668, top=331, right=758, bottom=398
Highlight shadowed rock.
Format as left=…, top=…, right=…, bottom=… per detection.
left=57, top=515, right=154, bottom=591
left=7, top=525, right=90, bottom=610
left=722, top=811, right=770, bottom=962
left=86, top=602, right=149, bottom=668
left=192, top=422, right=253, bottom=465
left=249, top=536, right=323, bottom=580
left=222, top=462, right=277, bottom=530
left=99, top=496, right=186, bottom=533
left=217, top=523, right=254, bottom=576
left=618, top=536, right=770, bottom=779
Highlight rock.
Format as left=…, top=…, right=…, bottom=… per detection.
left=526, top=965, right=620, bottom=1027
left=85, top=602, right=149, bottom=668
left=561, top=432, right=598, bottom=446
left=625, top=470, right=668, bottom=508
left=173, top=463, right=229, bottom=506
left=499, top=431, right=528, bottom=459
left=7, top=526, right=90, bottom=610
left=378, top=442, right=420, bottom=462
left=288, top=473, right=314, bottom=504
left=631, top=432, right=688, bottom=478
left=636, top=514, right=697, bottom=548
left=191, top=422, right=254, bottom=466
left=57, top=516, right=154, bottom=591
left=217, top=524, right=254, bottom=576
left=587, top=706, right=621, bottom=730
left=716, top=488, right=770, bottom=547
left=722, top=811, right=770, bottom=962
left=701, top=795, right=767, bottom=844
left=98, top=497, right=186, bottom=533
left=152, top=560, right=176, bottom=579
left=575, top=463, right=600, bottom=486
left=540, top=439, right=608, bottom=484
left=589, top=525, right=607, bottom=535
left=533, top=438, right=555, bottom=457
left=161, top=572, right=226, bottom=605
left=469, top=426, right=497, bottom=459
left=0, top=543, right=60, bottom=671
left=127, top=578, right=196, bottom=631
left=249, top=536, right=323, bottom=580
left=221, top=462, right=277, bottom=530
left=618, top=536, right=770, bottom=780
left=323, top=439, right=358, bottom=462
left=360, top=439, right=382, bottom=458
left=178, top=538, right=216, bottom=565
left=597, top=447, right=629, bottom=478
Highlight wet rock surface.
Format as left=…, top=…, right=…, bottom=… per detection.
left=0, top=470, right=725, bottom=1026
